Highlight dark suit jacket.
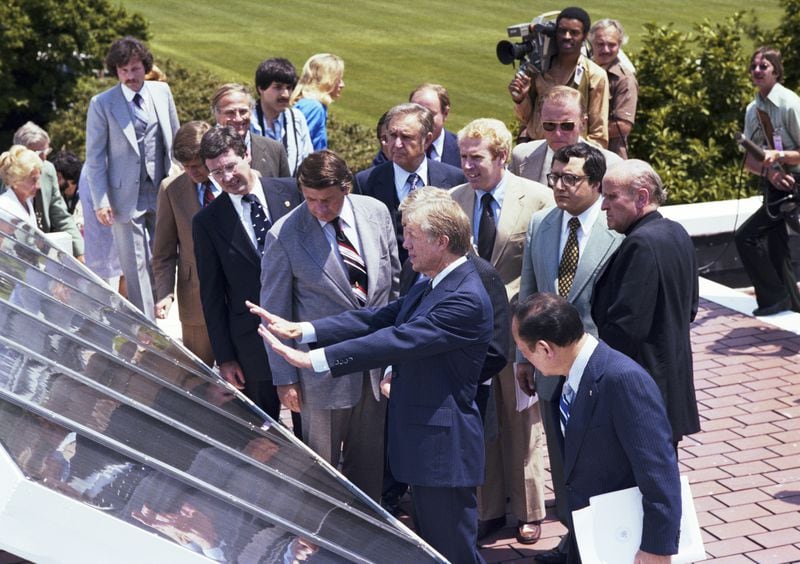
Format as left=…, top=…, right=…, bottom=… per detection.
left=312, top=260, right=492, bottom=487
left=354, top=159, right=466, bottom=262
left=592, top=211, right=700, bottom=442
left=251, top=135, right=291, bottom=178
left=192, top=177, right=301, bottom=382
left=399, top=255, right=508, bottom=381
left=549, top=340, right=681, bottom=557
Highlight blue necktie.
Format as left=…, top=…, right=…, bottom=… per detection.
left=560, top=385, right=574, bottom=435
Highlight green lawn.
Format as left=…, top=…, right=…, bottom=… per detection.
left=121, top=0, right=782, bottom=132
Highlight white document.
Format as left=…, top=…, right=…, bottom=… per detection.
left=573, top=475, right=705, bottom=563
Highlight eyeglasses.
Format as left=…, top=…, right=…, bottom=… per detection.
left=547, top=173, right=590, bottom=188
left=208, top=160, right=241, bottom=180
left=542, top=121, right=576, bottom=132
left=750, top=63, right=770, bottom=72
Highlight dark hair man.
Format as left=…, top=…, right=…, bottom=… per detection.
left=513, top=292, right=681, bottom=564
left=735, top=46, right=800, bottom=315
left=509, top=7, right=609, bottom=148
left=257, top=149, right=399, bottom=501
left=192, top=125, right=302, bottom=421
left=85, top=36, right=180, bottom=319
left=251, top=58, right=313, bottom=176
left=152, top=121, right=217, bottom=365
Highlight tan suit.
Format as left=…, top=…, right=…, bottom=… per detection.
left=152, top=173, right=214, bottom=365
left=450, top=171, right=554, bottom=524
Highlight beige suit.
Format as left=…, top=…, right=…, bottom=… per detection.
left=510, top=138, right=623, bottom=184
left=450, top=171, right=555, bottom=524
left=152, top=172, right=214, bottom=365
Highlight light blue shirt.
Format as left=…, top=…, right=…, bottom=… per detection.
left=471, top=172, right=508, bottom=244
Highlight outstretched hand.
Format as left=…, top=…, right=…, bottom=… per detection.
left=246, top=300, right=302, bottom=340
left=257, top=324, right=312, bottom=369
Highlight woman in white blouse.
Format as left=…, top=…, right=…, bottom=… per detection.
left=0, top=145, right=42, bottom=226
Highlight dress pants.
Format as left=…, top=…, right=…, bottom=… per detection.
left=412, top=484, right=484, bottom=564
left=301, top=374, right=386, bottom=501
left=478, top=363, right=546, bottom=523
left=735, top=204, right=800, bottom=311
left=181, top=323, right=215, bottom=366
left=112, top=208, right=156, bottom=321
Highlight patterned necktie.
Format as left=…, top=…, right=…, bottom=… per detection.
left=132, top=93, right=148, bottom=138
left=558, top=217, right=581, bottom=297
left=242, top=193, right=271, bottom=254
left=202, top=181, right=215, bottom=207
left=477, top=192, right=497, bottom=261
left=560, top=384, right=574, bottom=435
left=331, top=217, right=368, bottom=305
left=405, top=173, right=422, bottom=197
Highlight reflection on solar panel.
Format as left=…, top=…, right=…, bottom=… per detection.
left=0, top=210, right=444, bottom=563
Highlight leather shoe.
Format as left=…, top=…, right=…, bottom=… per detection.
left=753, top=299, right=790, bottom=316
left=477, top=516, right=505, bottom=540
left=516, top=520, right=541, bottom=544
left=533, top=548, right=567, bottom=563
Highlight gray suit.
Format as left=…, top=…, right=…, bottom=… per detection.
left=250, top=134, right=291, bottom=178
left=517, top=202, right=622, bottom=524
left=85, top=80, right=180, bottom=320
left=510, top=139, right=623, bottom=184
left=260, top=194, right=400, bottom=500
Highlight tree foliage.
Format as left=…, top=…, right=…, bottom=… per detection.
left=630, top=14, right=758, bottom=204
left=0, top=0, right=147, bottom=136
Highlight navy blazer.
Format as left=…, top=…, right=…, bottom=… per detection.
left=354, top=159, right=466, bottom=262
left=192, top=177, right=301, bottom=379
left=592, top=211, right=700, bottom=442
left=551, top=340, right=682, bottom=556
left=312, top=260, right=492, bottom=487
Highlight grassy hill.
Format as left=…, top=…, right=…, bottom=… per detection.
left=122, top=0, right=782, bottom=132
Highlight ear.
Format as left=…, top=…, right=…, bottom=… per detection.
left=635, top=187, right=649, bottom=209
left=423, top=131, right=434, bottom=149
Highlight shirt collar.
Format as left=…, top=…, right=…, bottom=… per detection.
left=393, top=158, right=428, bottom=187
left=431, top=255, right=468, bottom=289
left=561, top=196, right=602, bottom=237
left=564, top=333, right=599, bottom=398
left=430, top=130, right=446, bottom=158
left=473, top=170, right=508, bottom=208
left=315, top=195, right=355, bottom=230
left=120, top=82, right=147, bottom=102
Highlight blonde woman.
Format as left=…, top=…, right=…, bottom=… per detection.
left=291, top=54, right=345, bottom=150
left=0, top=145, right=43, bottom=226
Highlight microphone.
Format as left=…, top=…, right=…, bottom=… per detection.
left=734, top=132, right=767, bottom=162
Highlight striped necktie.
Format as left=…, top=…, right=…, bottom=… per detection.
left=331, top=217, right=368, bottom=305
left=202, top=181, right=215, bottom=207
left=560, top=384, right=574, bottom=435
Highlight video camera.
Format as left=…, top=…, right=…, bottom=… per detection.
left=496, top=12, right=559, bottom=81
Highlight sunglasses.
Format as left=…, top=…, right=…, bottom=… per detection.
left=542, top=121, right=576, bottom=132
left=750, top=63, right=770, bottom=72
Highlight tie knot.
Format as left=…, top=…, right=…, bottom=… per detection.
left=568, top=217, right=581, bottom=232
left=133, top=93, right=143, bottom=108
left=242, top=193, right=257, bottom=204
left=481, top=192, right=494, bottom=206
left=330, top=216, right=343, bottom=233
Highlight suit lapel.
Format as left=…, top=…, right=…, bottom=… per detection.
left=492, top=177, right=524, bottom=268
left=573, top=212, right=620, bottom=299
left=214, top=193, right=261, bottom=266
left=296, top=205, right=356, bottom=304
left=538, top=208, right=562, bottom=291
left=563, top=345, right=604, bottom=480
left=149, top=83, right=173, bottom=149
left=521, top=143, right=548, bottom=182
left=110, top=85, right=139, bottom=155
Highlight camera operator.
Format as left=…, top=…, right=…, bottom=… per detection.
left=509, top=7, right=609, bottom=149
left=589, top=19, right=638, bottom=159
left=735, top=46, right=800, bottom=316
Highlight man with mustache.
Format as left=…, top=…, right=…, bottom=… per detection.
left=85, top=36, right=180, bottom=320
left=251, top=58, right=313, bottom=176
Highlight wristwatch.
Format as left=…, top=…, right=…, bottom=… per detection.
left=779, top=151, right=786, bottom=162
